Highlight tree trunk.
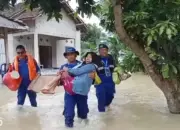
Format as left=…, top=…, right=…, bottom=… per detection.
left=165, top=91, right=180, bottom=114
left=113, top=0, right=180, bottom=113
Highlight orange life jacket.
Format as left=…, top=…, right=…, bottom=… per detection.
left=13, top=54, right=38, bottom=81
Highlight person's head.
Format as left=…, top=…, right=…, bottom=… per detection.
left=63, top=47, right=79, bottom=63
left=16, top=45, right=26, bottom=58
left=99, top=44, right=109, bottom=57
left=84, top=52, right=100, bottom=64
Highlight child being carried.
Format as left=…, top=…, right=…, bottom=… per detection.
left=41, top=52, right=102, bottom=95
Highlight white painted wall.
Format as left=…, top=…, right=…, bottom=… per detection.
left=7, top=34, right=14, bottom=62
left=8, top=34, right=58, bottom=67
left=52, top=40, right=57, bottom=67
left=35, top=9, right=76, bottom=39
left=13, top=35, right=34, bottom=57
left=75, top=31, right=81, bottom=60
left=56, top=39, right=75, bottom=67
left=0, top=39, right=5, bottom=64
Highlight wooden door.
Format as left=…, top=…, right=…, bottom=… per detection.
left=39, top=46, right=52, bottom=68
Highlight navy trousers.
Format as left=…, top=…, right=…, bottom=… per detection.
left=95, top=82, right=115, bottom=112
left=17, top=84, right=37, bottom=107
left=64, top=92, right=89, bottom=127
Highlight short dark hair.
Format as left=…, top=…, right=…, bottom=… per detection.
left=16, top=45, right=25, bottom=50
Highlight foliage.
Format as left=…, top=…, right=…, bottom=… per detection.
left=120, top=51, right=144, bottom=73
left=96, top=0, right=180, bottom=79
left=107, top=35, right=144, bottom=73
left=81, top=25, right=144, bottom=72
left=106, top=35, right=122, bottom=65
left=81, top=24, right=105, bottom=56
left=0, top=0, right=96, bottom=21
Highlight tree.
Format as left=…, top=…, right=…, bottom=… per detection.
left=107, top=35, right=122, bottom=65
left=107, top=35, right=144, bottom=73
left=1, top=0, right=180, bottom=113
left=81, top=24, right=105, bottom=56
left=120, top=51, right=145, bottom=73
left=97, top=0, right=180, bottom=113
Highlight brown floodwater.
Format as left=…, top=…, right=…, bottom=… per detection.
left=0, top=72, right=180, bottom=130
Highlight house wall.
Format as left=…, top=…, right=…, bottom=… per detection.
left=56, top=39, right=75, bottom=67
left=8, top=35, right=57, bottom=65
left=7, top=34, right=14, bottom=62
left=12, top=35, right=34, bottom=57
left=35, top=9, right=77, bottom=39
left=0, top=39, right=5, bottom=64
left=75, top=31, right=81, bottom=60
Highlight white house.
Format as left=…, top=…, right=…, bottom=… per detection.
left=0, top=2, right=87, bottom=68
left=0, top=39, right=5, bottom=65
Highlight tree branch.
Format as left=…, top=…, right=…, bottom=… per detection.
left=112, top=0, right=173, bottom=91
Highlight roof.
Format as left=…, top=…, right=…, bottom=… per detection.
left=0, top=14, right=28, bottom=38
left=0, top=14, right=28, bottom=31
left=0, top=2, right=87, bottom=33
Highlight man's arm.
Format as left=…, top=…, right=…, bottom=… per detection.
left=108, top=54, right=116, bottom=72
left=59, top=65, right=64, bottom=70
left=68, top=64, right=96, bottom=76
left=109, top=54, right=116, bottom=67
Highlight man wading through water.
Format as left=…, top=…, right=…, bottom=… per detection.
left=59, top=47, right=95, bottom=128
left=12, top=45, right=40, bottom=108
left=95, top=44, right=116, bottom=112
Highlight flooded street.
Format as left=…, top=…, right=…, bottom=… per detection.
left=1, top=72, right=180, bottom=130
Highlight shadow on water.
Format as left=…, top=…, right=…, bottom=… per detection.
left=0, top=72, right=180, bottom=130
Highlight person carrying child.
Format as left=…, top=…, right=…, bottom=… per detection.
left=59, top=47, right=96, bottom=128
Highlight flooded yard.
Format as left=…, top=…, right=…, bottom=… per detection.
left=0, top=72, right=180, bottom=130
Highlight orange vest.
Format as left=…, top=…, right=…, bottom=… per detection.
left=13, top=54, right=38, bottom=81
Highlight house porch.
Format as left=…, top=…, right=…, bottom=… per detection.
left=7, top=32, right=80, bottom=68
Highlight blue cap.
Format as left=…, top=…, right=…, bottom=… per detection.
left=63, top=47, right=79, bottom=57
left=99, top=44, right=109, bottom=49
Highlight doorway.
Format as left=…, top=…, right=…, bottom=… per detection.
left=39, top=46, right=52, bottom=68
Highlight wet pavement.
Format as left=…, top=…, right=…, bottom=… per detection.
left=0, top=72, right=180, bottom=130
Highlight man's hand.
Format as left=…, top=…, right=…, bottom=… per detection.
left=57, top=70, right=64, bottom=76
left=63, top=66, right=69, bottom=71
left=57, top=71, right=61, bottom=76
left=89, top=72, right=95, bottom=79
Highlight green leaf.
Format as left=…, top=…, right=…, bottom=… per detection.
left=166, top=28, right=172, bottom=35
left=159, top=26, right=165, bottom=35
left=169, top=26, right=178, bottom=35
left=161, top=64, right=169, bottom=78
left=47, top=13, right=53, bottom=21
left=147, top=36, right=152, bottom=45
left=170, top=65, right=178, bottom=74
left=154, top=35, right=157, bottom=41
left=167, top=34, right=172, bottom=39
